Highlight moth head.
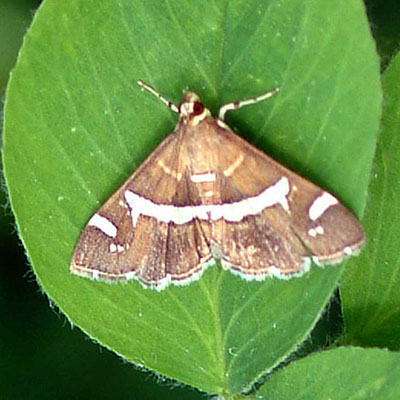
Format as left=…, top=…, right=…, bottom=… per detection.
left=179, top=92, right=211, bottom=126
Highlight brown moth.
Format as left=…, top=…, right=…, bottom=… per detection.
left=70, top=81, right=365, bottom=290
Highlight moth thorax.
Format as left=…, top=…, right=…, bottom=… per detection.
left=179, top=92, right=211, bottom=125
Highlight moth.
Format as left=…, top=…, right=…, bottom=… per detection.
left=70, top=80, right=365, bottom=290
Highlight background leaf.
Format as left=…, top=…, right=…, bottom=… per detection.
left=259, top=347, right=400, bottom=399
left=2, top=0, right=380, bottom=396
left=341, top=50, right=400, bottom=349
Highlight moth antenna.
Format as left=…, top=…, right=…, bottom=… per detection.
left=218, top=86, right=280, bottom=120
left=137, top=80, right=179, bottom=113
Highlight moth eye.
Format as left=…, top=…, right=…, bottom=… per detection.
left=192, top=101, right=204, bottom=115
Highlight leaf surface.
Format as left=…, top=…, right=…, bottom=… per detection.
left=259, top=347, right=400, bottom=399
left=2, top=0, right=380, bottom=395
left=341, top=50, right=400, bottom=350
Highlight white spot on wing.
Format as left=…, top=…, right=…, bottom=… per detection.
left=308, top=225, right=325, bottom=237
left=309, top=192, right=338, bottom=221
left=125, top=271, right=136, bottom=279
left=110, top=243, right=124, bottom=253
left=109, top=243, right=117, bottom=252
left=124, top=177, right=290, bottom=226
left=344, top=246, right=352, bottom=255
left=190, top=172, right=216, bottom=183
left=89, top=214, right=117, bottom=238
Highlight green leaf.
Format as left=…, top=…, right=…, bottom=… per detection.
left=0, top=0, right=41, bottom=237
left=2, top=0, right=380, bottom=396
left=259, top=347, right=400, bottom=399
left=341, top=50, right=400, bottom=349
